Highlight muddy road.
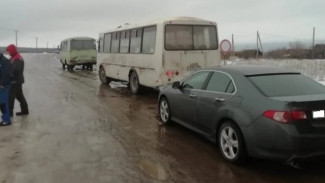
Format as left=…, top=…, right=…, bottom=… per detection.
left=1, top=53, right=325, bottom=183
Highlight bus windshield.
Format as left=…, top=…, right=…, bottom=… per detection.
left=165, top=25, right=218, bottom=50
left=71, top=40, right=96, bottom=50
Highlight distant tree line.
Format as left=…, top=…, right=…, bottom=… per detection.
left=234, top=41, right=325, bottom=59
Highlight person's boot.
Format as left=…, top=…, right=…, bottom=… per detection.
left=16, top=111, right=29, bottom=116
left=0, top=121, right=11, bottom=126
left=18, top=102, right=29, bottom=116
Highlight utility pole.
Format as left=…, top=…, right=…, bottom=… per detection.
left=256, top=31, right=263, bottom=60
left=256, top=31, right=259, bottom=60
left=258, top=33, right=263, bottom=56
left=36, top=37, right=38, bottom=48
left=312, top=27, right=315, bottom=59
left=15, top=30, right=18, bottom=47
left=232, top=34, right=234, bottom=56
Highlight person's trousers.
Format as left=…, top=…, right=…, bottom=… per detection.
left=0, top=85, right=10, bottom=122
left=9, top=84, right=29, bottom=114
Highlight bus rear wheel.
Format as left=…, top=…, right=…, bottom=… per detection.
left=129, top=71, right=142, bottom=94
left=99, top=67, right=109, bottom=84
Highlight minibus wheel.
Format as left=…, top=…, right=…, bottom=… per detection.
left=129, top=71, right=142, bottom=94
left=67, top=65, right=74, bottom=71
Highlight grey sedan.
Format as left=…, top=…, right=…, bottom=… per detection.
left=158, top=65, right=325, bottom=165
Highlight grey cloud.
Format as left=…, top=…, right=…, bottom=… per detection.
left=0, top=0, right=324, bottom=47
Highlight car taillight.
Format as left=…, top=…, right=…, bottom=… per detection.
left=291, top=111, right=307, bottom=120
left=263, top=110, right=307, bottom=123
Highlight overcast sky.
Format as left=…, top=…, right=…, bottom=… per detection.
left=0, top=0, right=324, bottom=48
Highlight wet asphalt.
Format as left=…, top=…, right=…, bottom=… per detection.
left=1, top=53, right=325, bottom=183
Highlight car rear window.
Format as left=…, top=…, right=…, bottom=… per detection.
left=248, top=74, right=325, bottom=97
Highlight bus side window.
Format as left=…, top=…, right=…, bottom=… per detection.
left=120, top=30, right=130, bottom=53
left=130, top=29, right=142, bottom=54
left=104, top=33, right=112, bottom=53
left=142, top=26, right=157, bottom=54
left=111, top=32, right=120, bottom=53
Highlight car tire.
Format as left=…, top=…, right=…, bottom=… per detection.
left=129, top=71, right=142, bottom=94
left=99, top=66, right=109, bottom=84
left=159, top=97, right=171, bottom=124
left=218, top=121, right=246, bottom=164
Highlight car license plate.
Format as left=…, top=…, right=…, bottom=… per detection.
left=313, top=110, right=325, bottom=119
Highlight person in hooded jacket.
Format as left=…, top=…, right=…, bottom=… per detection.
left=5, top=44, right=29, bottom=116
left=0, top=53, right=11, bottom=126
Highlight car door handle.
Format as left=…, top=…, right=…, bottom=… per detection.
left=215, top=97, right=225, bottom=102
left=189, top=94, right=197, bottom=98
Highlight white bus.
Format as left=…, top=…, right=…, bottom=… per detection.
left=97, top=17, right=221, bottom=94
left=60, top=37, right=97, bottom=71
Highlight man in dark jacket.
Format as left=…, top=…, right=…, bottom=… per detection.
left=0, top=53, right=11, bottom=126
left=6, top=44, right=29, bottom=116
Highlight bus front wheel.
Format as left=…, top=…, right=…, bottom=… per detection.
left=129, top=71, right=142, bottom=94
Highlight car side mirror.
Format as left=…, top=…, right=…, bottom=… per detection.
left=172, top=81, right=181, bottom=89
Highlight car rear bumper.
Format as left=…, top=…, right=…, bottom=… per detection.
left=248, top=120, right=325, bottom=161
left=256, top=134, right=325, bottom=161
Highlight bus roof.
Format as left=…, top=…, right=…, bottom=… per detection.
left=99, top=16, right=217, bottom=36
left=61, top=37, right=95, bottom=42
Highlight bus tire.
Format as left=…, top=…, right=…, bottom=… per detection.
left=67, top=65, right=74, bottom=71
left=99, top=66, right=109, bottom=84
left=129, top=71, right=142, bottom=94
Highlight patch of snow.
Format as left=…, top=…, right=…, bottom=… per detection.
left=319, top=81, right=325, bottom=86
left=109, top=81, right=128, bottom=89
left=227, top=58, right=325, bottom=81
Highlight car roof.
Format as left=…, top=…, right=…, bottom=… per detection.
left=207, top=65, right=300, bottom=76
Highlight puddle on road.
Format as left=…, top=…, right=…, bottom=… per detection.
left=138, top=158, right=169, bottom=181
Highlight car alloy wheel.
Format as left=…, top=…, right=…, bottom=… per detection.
left=220, top=126, right=239, bottom=160
left=219, top=122, right=246, bottom=163
left=159, top=98, right=170, bottom=124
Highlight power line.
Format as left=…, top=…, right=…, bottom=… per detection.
left=259, top=32, right=310, bottom=40
left=234, top=33, right=256, bottom=38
